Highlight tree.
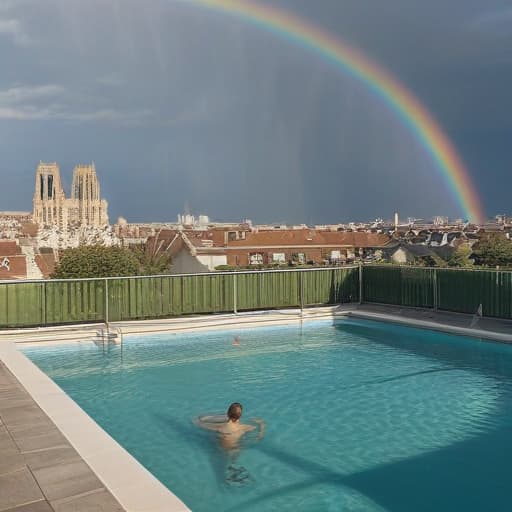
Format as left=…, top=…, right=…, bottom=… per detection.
left=51, top=245, right=140, bottom=279
left=473, top=235, right=512, bottom=268
left=448, top=245, right=474, bottom=268
left=130, top=241, right=172, bottom=275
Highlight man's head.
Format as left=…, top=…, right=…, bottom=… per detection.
left=227, top=402, right=243, bottom=422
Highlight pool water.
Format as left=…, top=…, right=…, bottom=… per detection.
left=23, top=319, right=512, bottom=512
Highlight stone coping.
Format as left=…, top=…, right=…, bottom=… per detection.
left=5, top=307, right=345, bottom=347
left=345, top=304, right=512, bottom=344
left=3, top=304, right=510, bottom=347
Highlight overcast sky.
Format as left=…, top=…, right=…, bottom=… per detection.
left=1, top=0, right=510, bottom=223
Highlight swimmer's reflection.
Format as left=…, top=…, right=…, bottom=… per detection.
left=195, top=402, right=265, bottom=485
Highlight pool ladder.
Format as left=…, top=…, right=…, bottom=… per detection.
left=95, top=325, right=123, bottom=354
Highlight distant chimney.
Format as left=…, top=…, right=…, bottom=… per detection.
left=394, top=212, right=399, bottom=230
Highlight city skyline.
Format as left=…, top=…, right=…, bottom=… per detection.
left=1, top=0, right=511, bottom=223
left=2, top=159, right=510, bottom=226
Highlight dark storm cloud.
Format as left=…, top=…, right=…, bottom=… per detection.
left=0, top=0, right=510, bottom=222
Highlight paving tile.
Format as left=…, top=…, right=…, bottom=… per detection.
left=8, top=417, right=56, bottom=437
left=0, top=382, right=18, bottom=392
left=33, top=460, right=104, bottom=502
left=0, top=467, right=44, bottom=511
left=0, top=427, right=19, bottom=456
left=1, top=405, right=48, bottom=427
left=0, top=376, right=19, bottom=390
left=24, top=445, right=82, bottom=471
left=0, top=449, right=26, bottom=476
left=13, top=429, right=69, bottom=453
left=51, top=489, right=124, bottom=512
left=0, top=368, right=14, bottom=382
left=0, top=424, right=14, bottom=443
left=0, top=396, right=35, bottom=411
left=0, top=388, right=29, bottom=400
left=1, top=375, right=19, bottom=385
left=3, top=500, right=53, bottom=512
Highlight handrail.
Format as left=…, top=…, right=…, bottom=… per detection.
left=2, top=263, right=511, bottom=286
left=0, top=265, right=359, bottom=285
left=363, top=264, right=512, bottom=274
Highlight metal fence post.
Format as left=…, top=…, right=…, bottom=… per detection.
left=299, top=271, right=304, bottom=312
left=105, top=278, right=109, bottom=327
left=233, top=273, right=238, bottom=314
left=433, top=268, right=438, bottom=311
left=42, top=281, right=47, bottom=326
left=359, top=263, right=363, bottom=304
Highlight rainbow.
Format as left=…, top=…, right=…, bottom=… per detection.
left=179, top=0, right=485, bottom=222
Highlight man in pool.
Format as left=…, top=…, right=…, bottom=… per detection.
left=196, top=402, right=265, bottom=451
left=196, top=403, right=265, bottom=485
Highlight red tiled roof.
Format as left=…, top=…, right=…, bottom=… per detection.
left=227, top=230, right=390, bottom=248
left=0, top=255, right=27, bottom=279
left=0, top=241, right=22, bottom=256
left=35, top=253, right=56, bottom=278
left=153, top=228, right=391, bottom=254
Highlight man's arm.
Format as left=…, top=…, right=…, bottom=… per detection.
left=252, top=418, right=266, bottom=439
left=194, top=417, right=224, bottom=432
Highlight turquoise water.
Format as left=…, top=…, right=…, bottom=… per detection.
left=23, top=319, right=512, bottom=512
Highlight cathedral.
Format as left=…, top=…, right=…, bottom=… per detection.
left=33, top=162, right=109, bottom=229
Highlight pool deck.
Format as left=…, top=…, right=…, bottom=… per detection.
left=0, top=361, right=125, bottom=512
left=1, top=304, right=511, bottom=511
left=346, top=304, right=512, bottom=343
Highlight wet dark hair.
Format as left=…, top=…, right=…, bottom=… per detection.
left=227, top=402, right=243, bottom=421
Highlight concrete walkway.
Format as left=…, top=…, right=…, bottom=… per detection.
left=0, top=362, right=124, bottom=512
left=346, top=303, right=512, bottom=343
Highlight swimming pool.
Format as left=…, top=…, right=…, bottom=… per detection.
left=23, top=319, right=512, bottom=512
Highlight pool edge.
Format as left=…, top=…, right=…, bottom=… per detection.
left=345, top=308, right=512, bottom=344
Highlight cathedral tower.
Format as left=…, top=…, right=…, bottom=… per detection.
left=69, top=163, right=109, bottom=227
left=32, top=162, right=67, bottom=228
left=32, top=161, right=109, bottom=230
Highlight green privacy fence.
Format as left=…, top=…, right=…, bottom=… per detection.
left=362, top=265, right=512, bottom=319
left=362, top=266, right=434, bottom=309
left=436, top=269, right=512, bottom=318
left=0, top=267, right=360, bottom=328
left=2, top=265, right=511, bottom=328
left=0, top=279, right=107, bottom=327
